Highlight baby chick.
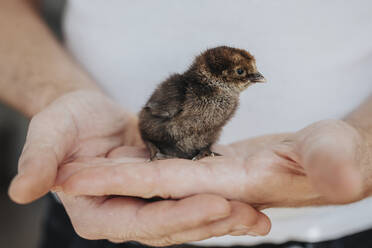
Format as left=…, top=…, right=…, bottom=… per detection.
left=139, top=46, right=265, bottom=160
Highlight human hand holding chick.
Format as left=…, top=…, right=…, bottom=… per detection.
left=9, top=90, right=270, bottom=245
left=56, top=117, right=372, bottom=210
left=57, top=147, right=271, bottom=245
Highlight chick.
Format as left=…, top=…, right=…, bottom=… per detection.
left=139, top=46, right=265, bottom=160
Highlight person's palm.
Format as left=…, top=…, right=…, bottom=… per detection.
left=9, top=90, right=140, bottom=202
left=9, top=90, right=270, bottom=245
left=58, top=119, right=369, bottom=209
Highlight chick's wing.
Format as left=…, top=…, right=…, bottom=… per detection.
left=144, top=73, right=185, bottom=118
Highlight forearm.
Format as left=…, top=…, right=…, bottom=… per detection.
left=0, top=0, right=100, bottom=118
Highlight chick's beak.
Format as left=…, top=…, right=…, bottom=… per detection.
left=249, top=72, right=266, bottom=83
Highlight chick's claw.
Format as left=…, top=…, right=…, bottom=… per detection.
left=192, top=149, right=222, bottom=161
left=151, top=152, right=175, bottom=161
left=145, top=141, right=162, bottom=161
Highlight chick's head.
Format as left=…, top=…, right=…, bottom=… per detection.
left=197, top=46, right=265, bottom=92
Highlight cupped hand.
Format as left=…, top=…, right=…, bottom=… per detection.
left=57, top=119, right=371, bottom=209
left=9, top=90, right=270, bottom=245
left=56, top=148, right=270, bottom=245
left=8, top=90, right=141, bottom=203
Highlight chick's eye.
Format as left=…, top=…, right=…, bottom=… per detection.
left=236, top=68, right=244, bottom=75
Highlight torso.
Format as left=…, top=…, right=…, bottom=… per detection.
left=173, top=83, right=239, bottom=155
left=63, top=0, right=372, bottom=245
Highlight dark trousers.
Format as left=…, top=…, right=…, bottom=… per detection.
left=39, top=195, right=372, bottom=248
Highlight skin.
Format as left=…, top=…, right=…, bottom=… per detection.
left=3, top=0, right=372, bottom=245
left=57, top=100, right=372, bottom=209
left=2, top=0, right=270, bottom=245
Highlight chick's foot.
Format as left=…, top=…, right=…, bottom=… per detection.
left=192, top=148, right=222, bottom=161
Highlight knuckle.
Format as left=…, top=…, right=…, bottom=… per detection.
left=129, top=228, right=152, bottom=241
left=157, top=235, right=183, bottom=246
left=141, top=240, right=166, bottom=247
left=140, top=231, right=185, bottom=246
left=140, top=238, right=175, bottom=247
left=202, top=225, right=224, bottom=238
left=146, top=164, right=165, bottom=198
left=69, top=215, right=102, bottom=240
left=127, top=226, right=162, bottom=244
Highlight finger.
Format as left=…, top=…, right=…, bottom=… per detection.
left=59, top=156, right=246, bottom=200
left=135, top=194, right=232, bottom=238
left=106, top=146, right=149, bottom=159
left=60, top=194, right=232, bottom=241
left=146, top=201, right=270, bottom=246
left=54, top=154, right=147, bottom=187
left=298, top=120, right=363, bottom=203
left=8, top=110, right=75, bottom=204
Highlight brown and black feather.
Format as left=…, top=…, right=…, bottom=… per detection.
left=139, top=46, right=265, bottom=160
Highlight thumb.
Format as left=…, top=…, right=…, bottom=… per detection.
left=8, top=109, right=75, bottom=204
left=297, top=120, right=364, bottom=204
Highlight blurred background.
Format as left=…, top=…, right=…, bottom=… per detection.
left=0, top=1, right=65, bottom=247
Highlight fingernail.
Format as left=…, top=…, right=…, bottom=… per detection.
left=246, top=231, right=260, bottom=236
left=230, top=229, right=260, bottom=237
left=231, top=224, right=250, bottom=233
left=229, top=230, right=248, bottom=236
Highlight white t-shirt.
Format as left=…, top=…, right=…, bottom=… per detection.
left=63, top=0, right=372, bottom=245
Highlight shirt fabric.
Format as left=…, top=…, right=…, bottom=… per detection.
left=63, top=0, right=372, bottom=246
